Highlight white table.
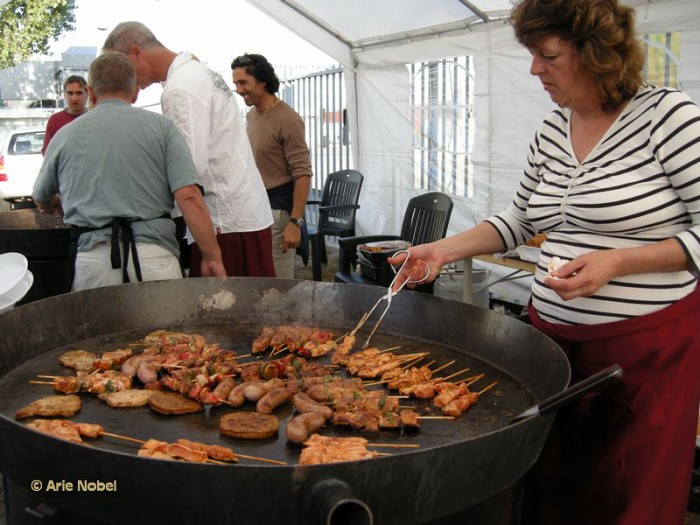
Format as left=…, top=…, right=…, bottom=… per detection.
left=462, top=254, right=536, bottom=304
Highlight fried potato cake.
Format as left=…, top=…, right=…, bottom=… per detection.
left=58, top=350, right=98, bottom=371
left=148, top=391, right=202, bottom=415
left=219, top=412, right=279, bottom=439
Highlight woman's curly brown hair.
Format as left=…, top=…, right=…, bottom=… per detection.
left=510, top=0, right=645, bottom=112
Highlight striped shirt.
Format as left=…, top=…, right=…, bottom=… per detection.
left=490, top=85, right=700, bottom=325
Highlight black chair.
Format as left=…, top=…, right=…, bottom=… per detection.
left=306, top=169, right=364, bottom=281
left=334, top=191, right=453, bottom=291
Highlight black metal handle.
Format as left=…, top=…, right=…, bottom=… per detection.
left=539, top=364, right=622, bottom=414
left=508, top=364, right=623, bottom=425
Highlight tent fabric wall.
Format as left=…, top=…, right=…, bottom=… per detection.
left=249, top=0, right=700, bottom=239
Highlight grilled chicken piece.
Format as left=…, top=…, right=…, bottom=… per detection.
left=92, top=348, right=133, bottom=371
left=299, top=435, right=379, bottom=465
left=73, top=422, right=105, bottom=439
left=15, top=395, right=81, bottom=420
left=98, top=389, right=157, bottom=408
left=177, top=439, right=237, bottom=462
left=442, top=392, right=479, bottom=417
left=25, top=419, right=106, bottom=443
left=26, top=419, right=84, bottom=444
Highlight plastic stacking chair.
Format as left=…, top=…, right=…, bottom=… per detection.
left=306, top=169, right=363, bottom=281
left=334, top=191, right=453, bottom=292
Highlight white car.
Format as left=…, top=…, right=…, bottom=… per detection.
left=0, top=127, right=46, bottom=199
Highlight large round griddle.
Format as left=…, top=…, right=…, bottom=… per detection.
left=0, top=278, right=569, bottom=525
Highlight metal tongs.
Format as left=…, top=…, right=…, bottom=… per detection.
left=352, top=250, right=430, bottom=348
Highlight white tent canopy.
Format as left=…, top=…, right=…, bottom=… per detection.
left=249, top=0, right=700, bottom=240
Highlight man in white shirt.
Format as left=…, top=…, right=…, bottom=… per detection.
left=103, top=22, right=275, bottom=277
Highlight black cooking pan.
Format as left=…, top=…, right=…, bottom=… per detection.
left=0, top=277, right=578, bottom=524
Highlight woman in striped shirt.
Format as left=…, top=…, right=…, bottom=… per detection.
left=391, top=0, right=700, bottom=523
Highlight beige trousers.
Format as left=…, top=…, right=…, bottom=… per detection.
left=72, top=242, right=182, bottom=291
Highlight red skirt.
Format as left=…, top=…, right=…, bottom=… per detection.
left=188, top=228, right=275, bottom=278
left=524, top=286, right=700, bottom=525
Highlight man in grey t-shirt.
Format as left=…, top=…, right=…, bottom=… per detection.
left=33, top=52, right=225, bottom=290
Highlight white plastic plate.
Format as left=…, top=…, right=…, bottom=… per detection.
left=515, top=245, right=541, bottom=263
left=0, top=252, right=29, bottom=296
left=0, top=269, right=33, bottom=313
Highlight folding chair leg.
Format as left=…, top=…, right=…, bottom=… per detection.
left=321, top=237, right=328, bottom=265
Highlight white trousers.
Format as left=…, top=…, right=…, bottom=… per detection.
left=72, top=242, right=182, bottom=291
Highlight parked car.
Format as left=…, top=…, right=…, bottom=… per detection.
left=0, top=127, right=45, bottom=200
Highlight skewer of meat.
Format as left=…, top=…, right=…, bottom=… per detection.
left=32, top=370, right=133, bottom=394
left=299, top=435, right=382, bottom=465
left=252, top=326, right=275, bottom=354
left=92, top=348, right=134, bottom=371
left=331, top=334, right=356, bottom=365
left=141, top=330, right=207, bottom=354
left=26, top=419, right=146, bottom=446
left=440, top=381, right=498, bottom=417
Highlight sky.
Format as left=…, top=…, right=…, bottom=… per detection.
left=41, top=0, right=337, bottom=106
left=47, top=0, right=334, bottom=70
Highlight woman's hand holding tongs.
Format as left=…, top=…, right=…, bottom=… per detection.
left=387, top=245, right=441, bottom=293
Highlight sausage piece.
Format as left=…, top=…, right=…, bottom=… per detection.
left=256, top=387, right=294, bottom=414
left=244, top=378, right=285, bottom=402
left=286, top=412, right=326, bottom=444
left=243, top=381, right=265, bottom=402
left=136, top=362, right=158, bottom=385
left=212, top=377, right=235, bottom=403
left=292, top=392, right=333, bottom=420
left=227, top=382, right=249, bottom=407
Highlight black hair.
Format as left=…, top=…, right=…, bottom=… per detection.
left=64, top=75, right=87, bottom=90
left=231, top=53, right=280, bottom=94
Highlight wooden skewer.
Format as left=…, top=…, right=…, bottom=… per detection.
left=235, top=454, right=287, bottom=466
left=431, top=360, right=455, bottom=375
left=100, top=431, right=146, bottom=445
left=373, top=452, right=393, bottom=457
left=418, top=416, right=456, bottom=420
left=379, top=346, right=403, bottom=354
left=205, top=458, right=232, bottom=465
left=367, top=443, right=420, bottom=448
left=399, top=355, right=427, bottom=369
left=36, top=375, right=60, bottom=379
left=387, top=395, right=409, bottom=399
left=442, top=367, right=470, bottom=382
left=351, top=311, right=371, bottom=336
left=395, top=351, right=428, bottom=358
left=477, top=381, right=498, bottom=396
left=269, top=345, right=291, bottom=358
left=101, top=432, right=286, bottom=465
left=29, top=380, right=54, bottom=385
left=363, top=378, right=390, bottom=387
left=458, top=373, right=485, bottom=387
left=396, top=353, right=430, bottom=362
left=234, top=353, right=251, bottom=359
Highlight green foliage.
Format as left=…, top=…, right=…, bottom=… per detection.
left=0, top=0, right=76, bottom=69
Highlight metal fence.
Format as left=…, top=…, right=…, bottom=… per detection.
left=279, top=66, right=353, bottom=198
left=280, top=59, right=477, bottom=203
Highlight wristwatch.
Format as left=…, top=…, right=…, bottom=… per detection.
left=289, top=217, right=305, bottom=228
